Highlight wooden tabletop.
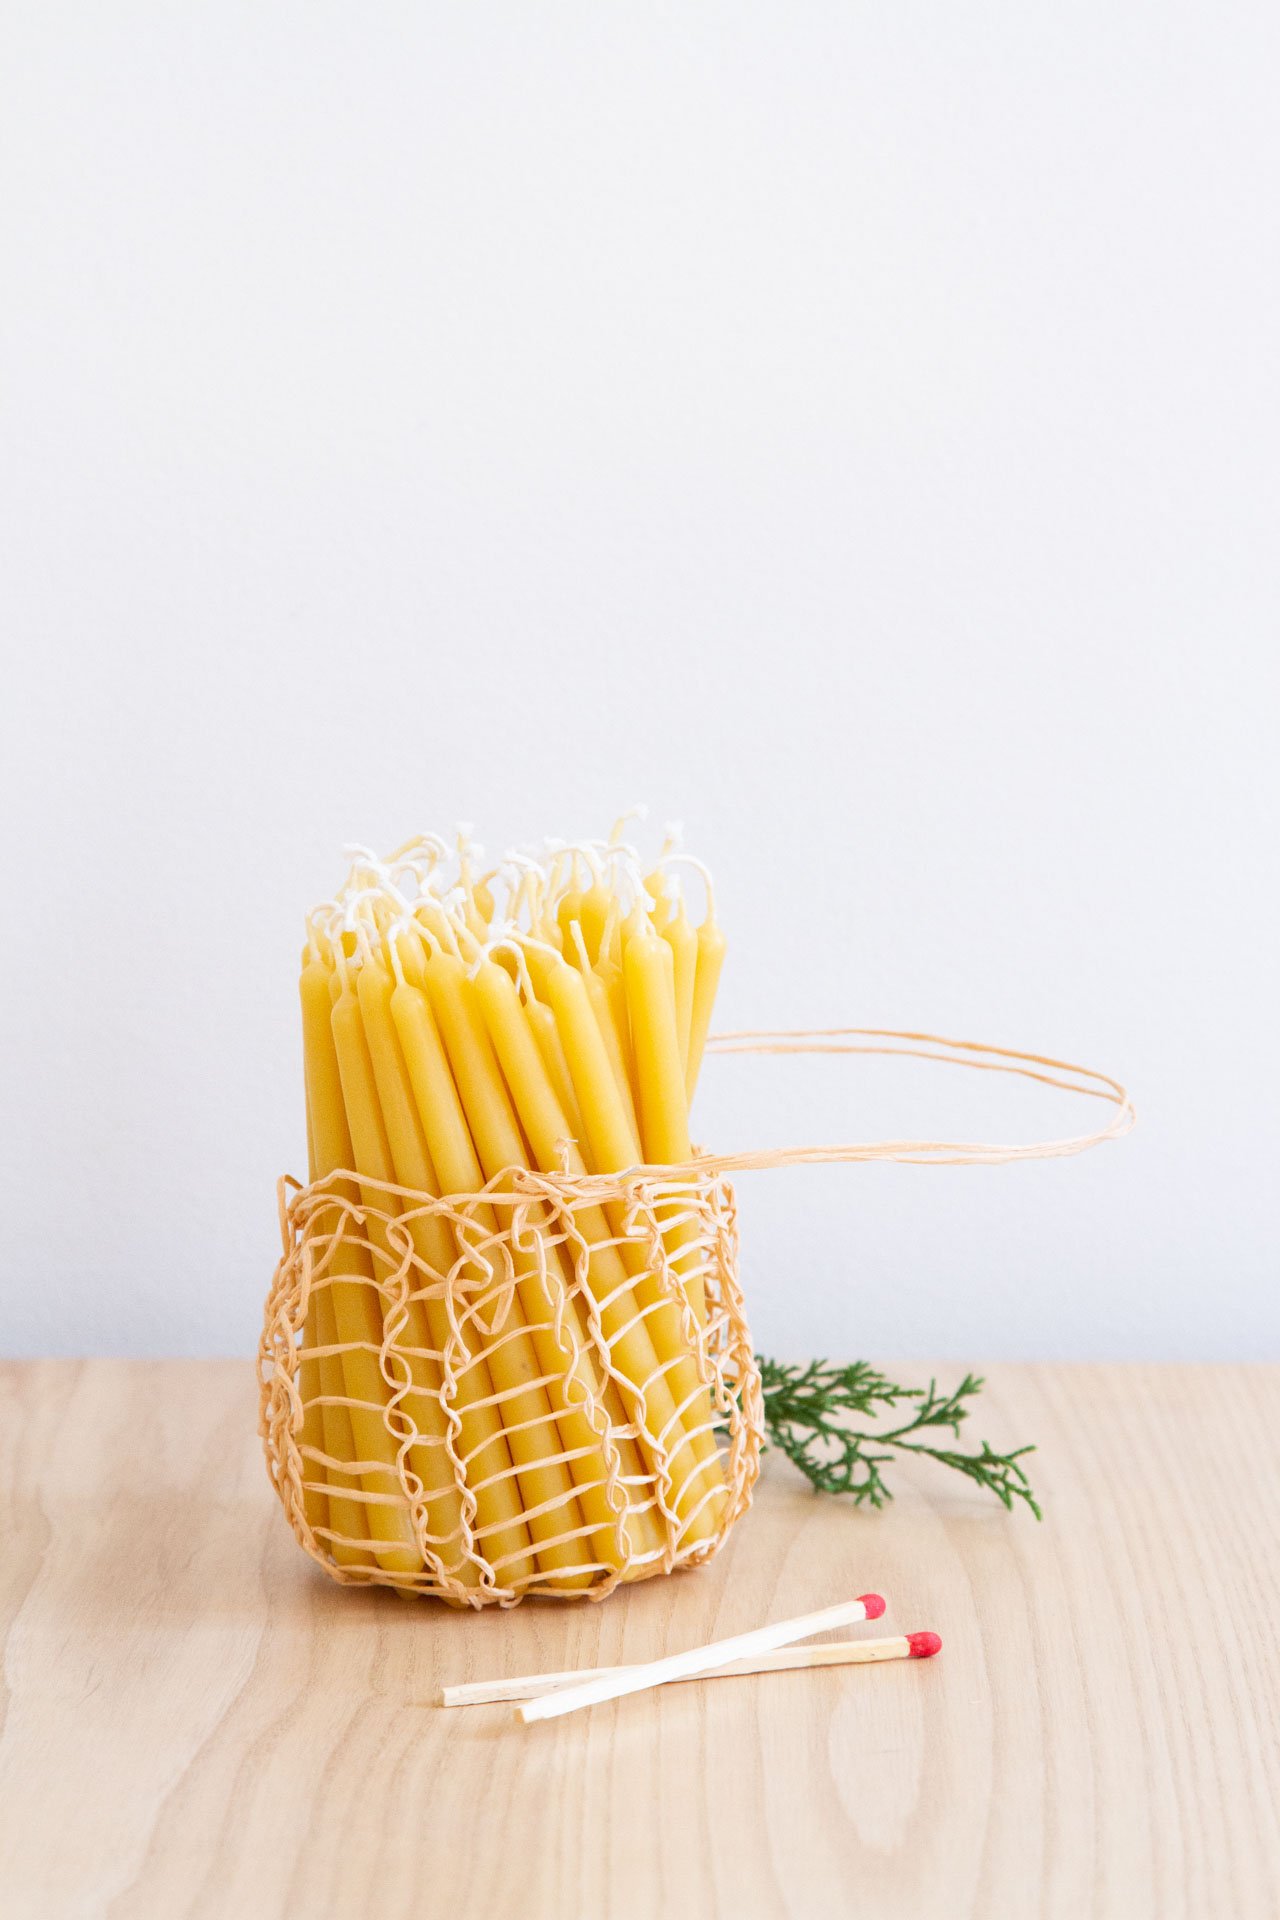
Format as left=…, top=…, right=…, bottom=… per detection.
left=2, top=1360, right=1278, bottom=1919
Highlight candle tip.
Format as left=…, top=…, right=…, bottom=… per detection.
left=907, top=1631, right=942, bottom=1659
left=858, top=1592, right=886, bottom=1621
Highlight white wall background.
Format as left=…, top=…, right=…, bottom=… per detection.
left=2, top=4, right=1276, bottom=1362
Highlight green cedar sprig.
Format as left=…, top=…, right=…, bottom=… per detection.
left=757, top=1356, right=1042, bottom=1519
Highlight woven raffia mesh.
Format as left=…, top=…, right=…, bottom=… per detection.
left=259, top=1162, right=763, bottom=1606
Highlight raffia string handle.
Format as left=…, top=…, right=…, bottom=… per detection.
left=676, top=1027, right=1134, bottom=1176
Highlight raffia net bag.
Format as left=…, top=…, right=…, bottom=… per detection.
left=259, top=1026, right=1132, bottom=1609
left=260, top=1154, right=757, bottom=1604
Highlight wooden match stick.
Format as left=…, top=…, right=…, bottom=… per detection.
left=517, top=1593, right=886, bottom=1725
left=440, top=1631, right=940, bottom=1708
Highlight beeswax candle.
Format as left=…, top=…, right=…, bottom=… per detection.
left=568, top=922, right=640, bottom=1141
left=478, top=989, right=692, bottom=1527
left=356, top=958, right=531, bottom=1585
left=623, top=908, right=709, bottom=1325
left=524, top=997, right=588, bottom=1147
left=331, top=972, right=473, bottom=1580
left=686, top=911, right=727, bottom=1102
left=310, top=1285, right=372, bottom=1568
left=541, top=953, right=728, bottom=1542
left=424, top=950, right=623, bottom=1582
left=577, top=880, right=614, bottom=966
left=662, top=899, right=698, bottom=1082
left=299, top=958, right=421, bottom=1578
left=384, top=972, right=538, bottom=1587
left=298, top=1084, right=328, bottom=1543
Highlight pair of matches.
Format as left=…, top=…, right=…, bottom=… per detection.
left=439, top=1592, right=942, bottom=1724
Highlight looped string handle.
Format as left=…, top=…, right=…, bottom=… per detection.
left=678, top=1027, right=1134, bottom=1175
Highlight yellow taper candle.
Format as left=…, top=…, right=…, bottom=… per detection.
left=330, top=974, right=478, bottom=1585
left=355, top=958, right=535, bottom=1587
left=472, top=956, right=669, bottom=1563
left=297, top=1076, right=329, bottom=1543
left=577, top=880, right=614, bottom=966
left=397, top=954, right=592, bottom=1585
left=568, top=922, right=640, bottom=1141
left=475, top=956, right=690, bottom=1559
left=662, top=899, right=698, bottom=1084
left=312, top=1294, right=374, bottom=1566
left=299, top=959, right=421, bottom=1578
left=424, top=951, right=635, bottom=1580
left=686, top=912, right=727, bottom=1103
left=523, top=997, right=587, bottom=1150
left=541, top=953, right=728, bottom=1543
left=623, top=909, right=708, bottom=1323
left=382, top=974, right=544, bottom=1589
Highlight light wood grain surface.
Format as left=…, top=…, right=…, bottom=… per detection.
left=2, top=1361, right=1278, bottom=1920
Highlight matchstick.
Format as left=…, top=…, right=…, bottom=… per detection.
left=517, top=1593, right=886, bottom=1725
left=439, top=1631, right=940, bottom=1707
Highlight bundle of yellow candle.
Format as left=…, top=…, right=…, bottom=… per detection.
left=259, top=820, right=763, bottom=1604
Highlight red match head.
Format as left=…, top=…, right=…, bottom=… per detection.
left=907, top=1631, right=942, bottom=1659
left=858, top=1592, right=886, bottom=1621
